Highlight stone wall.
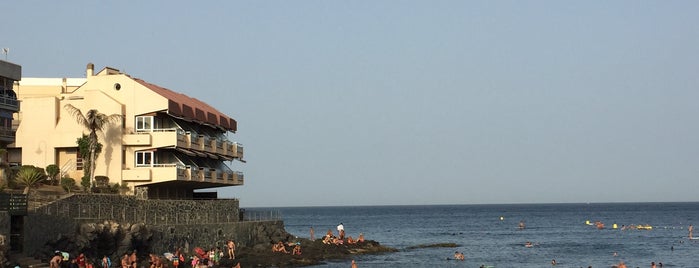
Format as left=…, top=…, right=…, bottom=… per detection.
left=23, top=195, right=290, bottom=263
left=34, top=194, right=241, bottom=225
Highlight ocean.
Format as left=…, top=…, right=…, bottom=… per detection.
left=247, top=203, right=699, bottom=268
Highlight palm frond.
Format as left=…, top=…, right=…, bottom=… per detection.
left=64, top=104, right=89, bottom=129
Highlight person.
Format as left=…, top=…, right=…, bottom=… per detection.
left=351, top=260, right=358, bottom=268
left=174, top=249, right=184, bottom=268
left=551, top=259, right=556, bottom=265
left=171, top=254, right=180, bottom=268
left=50, top=252, right=63, bottom=268
left=357, top=233, right=365, bottom=243
left=346, top=236, right=356, bottom=244
left=310, top=227, right=315, bottom=241
left=651, top=262, right=656, bottom=268
left=191, top=256, right=200, bottom=268
left=454, top=251, right=465, bottom=260
left=272, top=241, right=288, bottom=253
left=617, top=262, right=627, bottom=268
left=518, top=220, right=526, bottom=230
left=121, top=253, right=130, bottom=268
left=101, top=256, right=111, bottom=268
left=129, top=251, right=137, bottom=268
left=322, top=235, right=333, bottom=244
left=292, top=244, right=302, bottom=255
left=337, top=223, right=345, bottom=239
left=689, top=224, right=694, bottom=239
left=659, top=262, right=663, bottom=267
left=218, top=240, right=235, bottom=267
left=77, top=253, right=87, bottom=268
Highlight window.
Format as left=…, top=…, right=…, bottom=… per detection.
left=136, top=151, right=153, bottom=166
left=76, top=152, right=84, bottom=170
left=135, top=116, right=153, bottom=132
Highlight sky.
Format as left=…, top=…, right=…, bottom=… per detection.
left=4, top=1, right=699, bottom=207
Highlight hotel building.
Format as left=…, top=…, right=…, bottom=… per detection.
left=10, top=63, right=244, bottom=199
left=0, top=59, right=20, bottom=150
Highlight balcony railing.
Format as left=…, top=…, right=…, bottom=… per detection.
left=0, top=91, right=19, bottom=111
left=0, top=126, right=15, bottom=141
left=126, top=128, right=243, bottom=160
left=128, top=163, right=243, bottom=185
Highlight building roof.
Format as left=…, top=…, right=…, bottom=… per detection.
left=135, top=79, right=237, bottom=132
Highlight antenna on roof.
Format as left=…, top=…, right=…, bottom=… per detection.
left=1, top=48, right=8, bottom=61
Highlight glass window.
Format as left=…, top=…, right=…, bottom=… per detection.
left=135, top=116, right=153, bottom=131
left=136, top=151, right=153, bottom=166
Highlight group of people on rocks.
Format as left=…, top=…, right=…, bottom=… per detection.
left=50, top=251, right=117, bottom=268
left=313, top=223, right=365, bottom=246
left=271, top=241, right=302, bottom=255
left=48, top=239, right=240, bottom=268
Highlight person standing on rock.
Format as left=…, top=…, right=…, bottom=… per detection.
left=351, top=260, right=358, bottom=268
left=219, top=240, right=238, bottom=268
left=310, top=227, right=315, bottom=241
left=337, top=223, right=345, bottom=240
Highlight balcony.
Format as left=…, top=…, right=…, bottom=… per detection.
left=125, top=129, right=242, bottom=160
left=0, top=87, right=19, bottom=111
left=0, top=126, right=15, bottom=143
left=123, top=164, right=244, bottom=186
left=229, top=142, right=244, bottom=159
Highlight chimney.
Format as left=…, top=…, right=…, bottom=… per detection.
left=62, top=77, right=67, bottom=93
left=86, top=62, right=94, bottom=77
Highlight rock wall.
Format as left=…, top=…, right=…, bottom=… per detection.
left=23, top=195, right=290, bottom=263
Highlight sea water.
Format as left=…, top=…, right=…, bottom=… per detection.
left=246, top=203, right=699, bottom=268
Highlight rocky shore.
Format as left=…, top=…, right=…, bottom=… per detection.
left=231, top=239, right=396, bottom=267
left=24, top=220, right=395, bottom=268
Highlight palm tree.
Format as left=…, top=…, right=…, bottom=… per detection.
left=15, top=166, right=45, bottom=194
left=64, top=104, right=121, bottom=190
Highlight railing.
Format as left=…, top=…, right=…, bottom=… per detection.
left=240, top=209, right=282, bottom=221
left=135, top=127, right=179, bottom=133
left=0, top=94, right=18, bottom=110
left=0, top=193, right=27, bottom=215
left=0, top=126, right=15, bottom=139
left=60, top=159, right=76, bottom=178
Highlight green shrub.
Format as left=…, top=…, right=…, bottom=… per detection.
left=46, top=164, right=60, bottom=185
left=81, top=175, right=91, bottom=191
left=61, top=177, right=76, bottom=193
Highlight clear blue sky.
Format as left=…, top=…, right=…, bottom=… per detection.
left=5, top=1, right=699, bottom=207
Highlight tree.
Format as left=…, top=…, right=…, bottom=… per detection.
left=46, top=164, right=60, bottom=185
left=15, top=165, right=45, bottom=194
left=61, top=177, right=76, bottom=193
left=64, top=104, right=121, bottom=191
left=77, top=134, right=102, bottom=189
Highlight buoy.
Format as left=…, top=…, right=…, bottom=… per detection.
left=613, top=223, right=618, bottom=229
left=586, top=220, right=591, bottom=225
left=500, top=216, right=504, bottom=221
